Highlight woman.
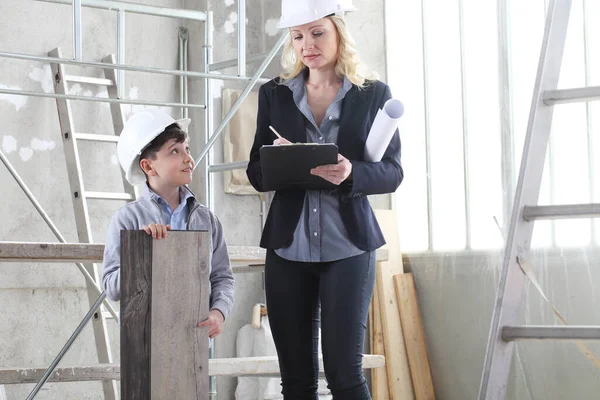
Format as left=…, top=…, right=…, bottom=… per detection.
left=246, top=1, right=403, bottom=398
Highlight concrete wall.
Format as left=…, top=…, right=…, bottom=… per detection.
left=0, top=0, right=389, bottom=399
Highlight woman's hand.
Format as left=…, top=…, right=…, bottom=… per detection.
left=311, top=154, right=353, bottom=185
left=273, top=137, right=292, bottom=145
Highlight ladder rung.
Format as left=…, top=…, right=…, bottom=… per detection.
left=522, top=203, right=600, bottom=221
left=74, top=133, right=119, bottom=143
left=503, top=325, right=600, bottom=341
left=544, top=85, right=600, bottom=105
left=84, top=191, right=133, bottom=201
left=64, top=75, right=114, bottom=86
left=102, top=311, right=116, bottom=320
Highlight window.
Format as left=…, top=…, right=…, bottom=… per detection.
left=386, top=0, right=600, bottom=251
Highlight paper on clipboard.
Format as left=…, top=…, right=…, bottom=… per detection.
left=364, top=98, right=404, bottom=162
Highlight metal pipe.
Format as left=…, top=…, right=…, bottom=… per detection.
left=0, top=51, right=256, bottom=82
left=522, top=203, right=600, bottom=221
left=583, top=0, right=596, bottom=243
left=26, top=292, right=107, bottom=399
left=502, top=325, right=600, bottom=341
left=183, top=30, right=189, bottom=120
left=0, top=149, right=118, bottom=321
left=208, top=161, right=248, bottom=173
left=420, top=0, right=434, bottom=250
left=179, top=27, right=189, bottom=119
left=543, top=86, right=600, bottom=104
left=0, top=87, right=205, bottom=109
left=498, top=0, right=516, bottom=236
left=204, top=11, right=214, bottom=211
left=261, top=195, right=267, bottom=229
left=457, top=0, right=471, bottom=249
left=73, top=0, right=82, bottom=60
left=204, top=11, right=217, bottom=399
left=543, top=0, right=557, bottom=246
left=194, top=32, right=287, bottom=167
left=179, top=29, right=185, bottom=119
left=238, top=0, right=247, bottom=77
left=209, top=50, right=282, bottom=72
left=35, top=0, right=207, bottom=21
left=117, top=9, right=125, bottom=99
left=548, top=138, right=557, bottom=245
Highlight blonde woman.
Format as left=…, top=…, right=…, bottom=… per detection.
left=246, top=1, right=403, bottom=398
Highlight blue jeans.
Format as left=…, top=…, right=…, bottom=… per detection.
left=265, top=250, right=376, bottom=400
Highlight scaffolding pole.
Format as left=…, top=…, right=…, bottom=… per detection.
left=0, top=50, right=260, bottom=83
left=35, top=0, right=207, bottom=21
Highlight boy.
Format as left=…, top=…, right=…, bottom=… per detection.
left=102, top=109, right=234, bottom=338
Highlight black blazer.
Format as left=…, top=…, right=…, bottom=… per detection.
left=246, top=78, right=403, bottom=251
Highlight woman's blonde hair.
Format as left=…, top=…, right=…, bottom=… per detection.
left=279, top=15, right=378, bottom=88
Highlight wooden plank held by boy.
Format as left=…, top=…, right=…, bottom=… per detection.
left=120, top=230, right=210, bottom=399
left=373, top=209, right=414, bottom=399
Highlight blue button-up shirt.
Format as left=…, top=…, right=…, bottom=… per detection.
left=147, top=185, right=195, bottom=230
left=275, top=72, right=365, bottom=263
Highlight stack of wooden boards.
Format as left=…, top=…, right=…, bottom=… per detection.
left=370, top=210, right=435, bottom=400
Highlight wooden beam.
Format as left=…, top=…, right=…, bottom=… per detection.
left=0, top=241, right=389, bottom=265
left=373, top=209, right=414, bottom=399
left=395, top=273, right=435, bottom=400
left=0, top=355, right=385, bottom=384
left=0, top=242, right=104, bottom=263
left=371, top=282, right=390, bottom=399
left=0, top=365, right=120, bottom=384
left=209, top=354, right=385, bottom=377
left=120, top=231, right=210, bottom=399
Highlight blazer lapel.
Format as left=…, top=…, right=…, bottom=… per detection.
left=277, top=86, right=307, bottom=144
left=338, top=85, right=361, bottom=157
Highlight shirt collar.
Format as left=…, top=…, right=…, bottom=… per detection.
left=144, top=184, right=196, bottom=209
left=284, top=68, right=353, bottom=98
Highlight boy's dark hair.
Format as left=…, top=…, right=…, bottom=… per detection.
left=140, top=123, right=188, bottom=162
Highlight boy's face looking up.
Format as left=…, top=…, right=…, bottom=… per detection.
left=139, top=125, right=194, bottom=188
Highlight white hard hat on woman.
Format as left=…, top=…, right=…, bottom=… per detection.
left=276, top=0, right=356, bottom=29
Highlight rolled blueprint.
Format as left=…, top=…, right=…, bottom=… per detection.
left=364, top=98, right=404, bottom=162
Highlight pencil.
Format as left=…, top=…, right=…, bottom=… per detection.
left=269, top=125, right=283, bottom=140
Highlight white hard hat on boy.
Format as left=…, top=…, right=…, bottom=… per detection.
left=117, top=109, right=191, bottom=185
left=276, top=0, right=356, bottom=29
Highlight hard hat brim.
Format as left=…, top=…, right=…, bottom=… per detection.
left=276, top=7, right=356, bottom=29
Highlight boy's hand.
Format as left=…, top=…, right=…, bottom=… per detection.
left=197, top=310, right=225, bottom=339
left=142, top=224, right=171, bottom=239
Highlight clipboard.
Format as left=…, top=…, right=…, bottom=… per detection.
left=259, top=143, right=338, bottom=191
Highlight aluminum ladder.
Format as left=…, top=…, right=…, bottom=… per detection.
left=478, top=0, right=600, bottom=398
left=49, top=47, right=137, bottom=400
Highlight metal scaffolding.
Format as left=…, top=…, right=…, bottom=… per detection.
left=0, top=0, right=287, bottom=398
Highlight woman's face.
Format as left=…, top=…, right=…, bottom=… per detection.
left=290, top=17, right=339, bottom=71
